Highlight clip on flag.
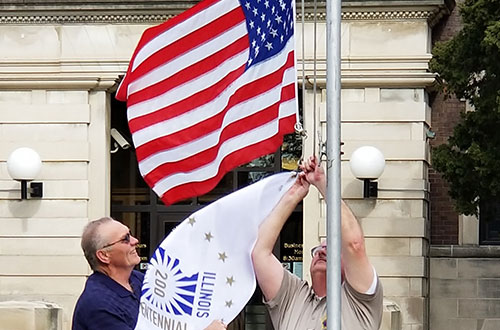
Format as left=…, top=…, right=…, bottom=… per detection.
left=116, top=0, right=298, bottom=205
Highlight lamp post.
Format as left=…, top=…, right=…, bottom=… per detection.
left=349, top=146, right=385, bottom=198
left=6, top=147, right=43, bottom=199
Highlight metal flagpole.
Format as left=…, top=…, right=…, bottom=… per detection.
left=326, top=0, right=342, bottom=329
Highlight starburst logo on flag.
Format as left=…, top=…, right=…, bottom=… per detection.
left=142, top=248, right=199, bottom=316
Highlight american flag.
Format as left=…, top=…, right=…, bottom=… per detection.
left=116, top=0, right=297, bottom=205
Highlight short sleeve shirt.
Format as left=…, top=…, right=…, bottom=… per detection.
left=72, top=270, right=144, bottom=330
left=265, top=270, right=383, bottom=330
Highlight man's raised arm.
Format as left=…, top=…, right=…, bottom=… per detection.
left=301, top=156, right=375, bottom=293
left=251, top=174, right=309, bottom=301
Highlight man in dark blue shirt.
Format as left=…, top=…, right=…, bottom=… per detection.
left=72, top=217, right=228, bottom=330
left=72, top=217, right=144, bottom=330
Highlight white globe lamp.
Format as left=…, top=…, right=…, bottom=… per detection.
left=349, top=146, right=385, bottom=198
left=6, top=147, right=43, bottom=199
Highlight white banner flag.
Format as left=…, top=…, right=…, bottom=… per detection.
left=136, top=172, right=295, bottom=330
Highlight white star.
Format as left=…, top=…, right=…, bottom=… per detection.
left=256, top=26, right=261, bottom=35
left=204, top=232, right=214, bottom=242
left=280, top=35, right=284, bottom=43
left=245, top=2, right=251, bottom=9
left=261, top=33, right=266, bottom=41
left=261, top=13, right=266, bottom=22
left=255, top=46, right=260, bottom=56
left=275, top=15, right=282, bottom=24
left=218, top=252, right=228, bottom=262
left=271, top=6, right=275, bottom=14
left=267, top=19, right=271, bottom=28
left=253, top=7, right=258, bottom=16
left=226, top=276, right=235, bottom=286
left=270, top=28, right=278, bottom=37
left=249, top=20, right=254, bottom=29
left=252, top=39, right=257, bottom=47
left=247, top=58, right=253, bottom=66
left=264, top=0, right=269, bottom=8
left=265, top=42, right=273, bottom=50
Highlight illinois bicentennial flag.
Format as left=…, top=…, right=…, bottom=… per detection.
left=135, top=172, right=296, bottom=329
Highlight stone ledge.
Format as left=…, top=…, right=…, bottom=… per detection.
left=430, top=245, right=500, bottom=258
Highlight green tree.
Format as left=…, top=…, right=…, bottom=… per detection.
left=430, top=0, right=500, bottom=215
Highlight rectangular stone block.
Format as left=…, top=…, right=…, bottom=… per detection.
left=365, top=237, right=410, bottom=256
left=360, top=217, right=426, bottom=238
left=380, top=278, right=410, bottom=296
left=46, top=91, right=88, bottom=104
left=0, top=255, right=88, bottom=276
left=0, top=180, right=88, bottom=200
left=343, top=122, right=415, bottom=141
left=0, top=26, right=61, bottom=59
left=0, top=218, right=88, bottom=237
left=429, top=318, right=477, bottom=330
left=0, top=91, right=31, bottom=103
left=481, top=319, right=500, bottom=330
left=458, top=299, right=500, bottom=318
left=430, top=279, right=477, bottom=298
left=430, top=258, right=457, bottom=279
left=0, top=104, right=90, bottom=124
left=341, top=88, right=365, bottom=102
left=410, top=238, right=424, bottom=256
left=0, top=237, right=82, bottom=255
left=410, top=278, right=426, bottom=296
left=0, top=142, right=89, bottom=161
left=458, top=259, right=500, bottom=278
left=342, top=101, right=428, bottom=122
left=478, top=279, right=500, bottom=298
left=346, top=199, right=425, bottom=219
left=371, top=256, right=425, bottom=277
left=349, top=21, right=428, bottom=56
left=0, top=200, right=87, bottom=218
left=0, top=124, right=88, bottom=142
left=429, top=298, right=458, bottom=321
left=0, top=276, right=86, bottom=296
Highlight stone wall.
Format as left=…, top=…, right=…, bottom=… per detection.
left=430, top=246, right=500, bottom=330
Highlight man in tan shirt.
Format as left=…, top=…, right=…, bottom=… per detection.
left=251, top=156, right=383, bottom=329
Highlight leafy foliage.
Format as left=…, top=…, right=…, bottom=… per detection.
left=430, top=0, right=500, bottom=215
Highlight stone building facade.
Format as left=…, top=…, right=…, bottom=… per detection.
left=0, top=1, right=483, bottom=330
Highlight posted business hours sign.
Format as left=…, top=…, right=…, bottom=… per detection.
left=135, top=172, right=295, bottom=330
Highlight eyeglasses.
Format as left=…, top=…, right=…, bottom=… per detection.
left=311, top=245, right=327, bottom=257
left=101, top=232, right=131, bottom=249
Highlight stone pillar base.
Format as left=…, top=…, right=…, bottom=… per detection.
left=0, top=301, right=62, bottom=330
left=382, top=300, right=401, bottom=330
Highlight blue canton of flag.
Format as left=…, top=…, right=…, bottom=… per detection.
left=242, top=0, right=294, bottom=68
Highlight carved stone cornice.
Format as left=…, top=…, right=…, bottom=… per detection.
left=0, top=14, right=173, bottom=24
left=0, top=0, right=454, bottom=25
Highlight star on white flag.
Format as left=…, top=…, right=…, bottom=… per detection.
left=135, top=172, right=296, bottom=330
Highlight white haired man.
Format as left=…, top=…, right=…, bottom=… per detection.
left=251, top=156, right=383, bottom=329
